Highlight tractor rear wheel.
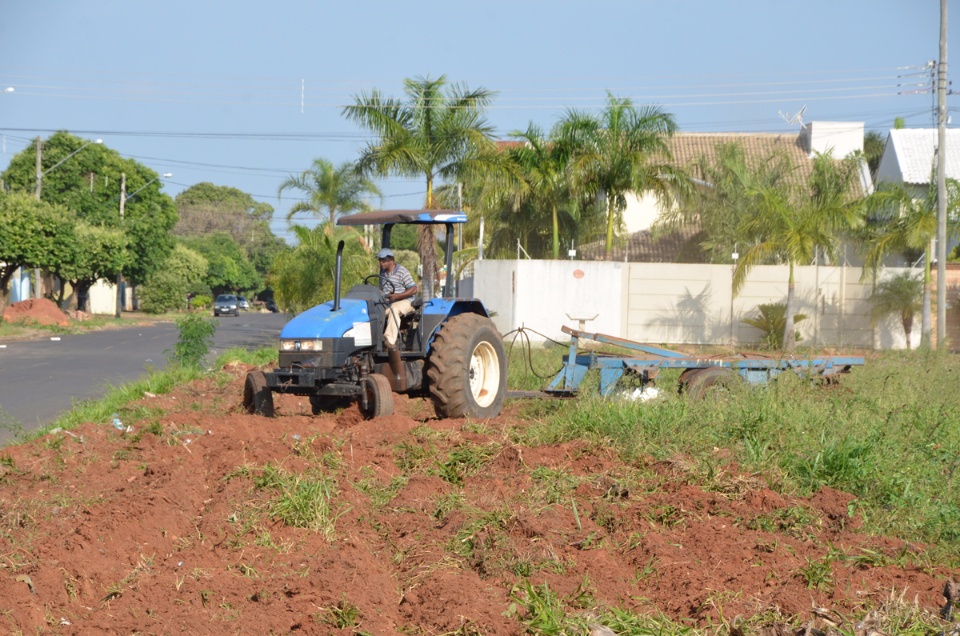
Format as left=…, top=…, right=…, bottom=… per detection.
left=243, top=370, right=275, bottom=417
left=426, top=313, right=507, bottom=418
left=359, top=373, right=394, bottom=419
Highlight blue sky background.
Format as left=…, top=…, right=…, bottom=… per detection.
left=0, top=1, right=952, bottom=243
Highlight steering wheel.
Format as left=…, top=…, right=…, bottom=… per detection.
left=363, top=274, right=381, bottom=286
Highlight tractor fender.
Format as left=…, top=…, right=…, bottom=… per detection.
left=421, top=299, right=490, bottom=354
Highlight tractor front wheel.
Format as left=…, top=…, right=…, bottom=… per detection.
left=243, top=370, right=275, bottom=417
left=426, top=313, right=507, bottom=418
left=359, top=373, right=394, bottom=419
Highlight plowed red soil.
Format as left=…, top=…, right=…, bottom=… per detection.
left=0, top=363, right=955, bottom=634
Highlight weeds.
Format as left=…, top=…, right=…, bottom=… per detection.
left=253, top=464, right=346, bottom=539
left=433, top=443, right=500, bottom=486
left=166, top=313, right=217, bottom=368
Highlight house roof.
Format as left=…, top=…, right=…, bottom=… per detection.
left=884, top=128, right=960, bottom=185
left=578, top=224, right=708, bottom=263
left=666, top=132, right=818, bottom=186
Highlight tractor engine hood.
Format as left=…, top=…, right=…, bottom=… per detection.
left=279, top=298, right=373, bottom=346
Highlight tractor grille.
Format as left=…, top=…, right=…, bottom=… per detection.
left=278, top=338, right=358, bottom=369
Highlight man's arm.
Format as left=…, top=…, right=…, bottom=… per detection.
left=388, top=283, right=418, bottom=302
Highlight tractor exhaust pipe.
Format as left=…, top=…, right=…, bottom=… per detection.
left=333, top=240, right=344, bottom=311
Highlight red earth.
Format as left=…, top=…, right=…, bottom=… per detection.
left=2, top=298, right=72, bottom=327
left=0, top=362, right=956, bottom=634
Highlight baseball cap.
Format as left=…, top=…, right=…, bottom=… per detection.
left=377, top=248, right=394, bottom=260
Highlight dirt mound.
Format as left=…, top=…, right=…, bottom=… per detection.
left=3, top=298, right=71, bottom=327
left=0, top=367, right=955, bottom=634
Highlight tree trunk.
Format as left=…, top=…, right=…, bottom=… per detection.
left=921, top=243, right=932, bottom=348
left=0, top=267, right=14, bottom=320
left=551, top=203, right=559, bottom=259
left=76, top=281, right=93, bottom=313
left=420, top=175, right=437, bottom=298
left=902, top=311, right=913, bottom=350
left=783, top=261, right=797, bottom=352
left=604, top=198, right=615, bottom=261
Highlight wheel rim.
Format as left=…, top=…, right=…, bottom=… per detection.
left=468, top=341, right=500, bottom=408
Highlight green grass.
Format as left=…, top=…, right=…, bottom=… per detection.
left=510, top=349, right=960, bottom=561
left=253, top=463, right=345, bottom=539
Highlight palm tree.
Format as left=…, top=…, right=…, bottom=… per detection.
left=733, top=151, right=864, bottom=351
left=862, top=179, right=960, bottom=348
left=557, top=92, right=688, bottom=260
left=868, top=271, right=923, bottom=349
left=494, top=123, right=578, bottom=259
left=342, top=75, right=497, bottom=296
left=277, top=158, right=380, bottom=225
left=658, top=142, right=792, bottom=264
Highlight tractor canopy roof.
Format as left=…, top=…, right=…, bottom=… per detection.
left=336, top=209, right=467, bottom=226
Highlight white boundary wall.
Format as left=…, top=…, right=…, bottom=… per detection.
left=472, top=260, right=916, bottom=349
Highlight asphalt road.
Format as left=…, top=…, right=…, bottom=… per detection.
left=0, top=312, right=290, bottom=445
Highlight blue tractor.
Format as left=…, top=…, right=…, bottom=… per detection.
left=243, top=209, right=507, bottom=419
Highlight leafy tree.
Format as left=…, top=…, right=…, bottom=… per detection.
left=179, top=233, right=260, bottom=296
left=166, top=243, right=209, bottom=288
left=1, top=131, right=177, bottom=287
left=863, top=130, right=886, bottom=178
left=137, top=243, right=210, bottom=314
left=139, top=271, right=188, bottom=314
left=174, top=182, right=283, bottom=287
left=869, top=271, right=923, bottom=349
left=343, top=74, right=497, bottom=297
left=277, top=158, right=380, bottom=224
left=0, top=192, right=75, bottom=314
left=59, top=223, right=126, bottom=312
left=176, top=182, right=272, bottom=225
left=558, top=93, right=688, bottom=260
left=389, top=223, right=419, bottom=252
left=862, top=179, right=960, bottom=348
left=268, top=223, right=370, bottom=314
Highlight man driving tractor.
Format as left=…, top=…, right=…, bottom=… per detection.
left=377, top=248, right=418, bottom=350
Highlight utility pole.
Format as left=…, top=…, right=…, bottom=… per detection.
left=33, top=136, right=42, bottom=299
left=936, top=0, right=948, bottom=348
left=115, top=173, right=126, bottom=318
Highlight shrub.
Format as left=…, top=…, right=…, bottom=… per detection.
left=167, top=313, right=217, bottom=368
left=190, top=294, right=212, bottom=310
left=139, top=271, right=187, bottom=314
left=742, top=302, right=807, bottom=349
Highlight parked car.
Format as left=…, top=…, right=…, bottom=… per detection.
left=237, top=296, right=250, bottom=310
left=214, top=294, right=240, bottom=317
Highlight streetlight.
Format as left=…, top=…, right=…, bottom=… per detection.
left=32, top=136, right=103, bottom=298
left=116, top=172, right=173, bottom=317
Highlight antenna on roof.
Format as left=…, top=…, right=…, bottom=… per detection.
left=777, top=105, right=807, bottom=128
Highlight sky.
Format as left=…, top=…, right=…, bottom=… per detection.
left=0, top=1, right=953, bottom=243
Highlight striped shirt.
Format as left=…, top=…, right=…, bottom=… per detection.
left=380, top=264, right=416, bottom=296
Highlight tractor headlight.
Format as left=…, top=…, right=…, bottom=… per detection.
left=279, top=339, right=324, bottom=352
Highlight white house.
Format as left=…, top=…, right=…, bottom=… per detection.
left=875, top=127, right=960, bottom=196
left=621, top=121, right=869, bottom=235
